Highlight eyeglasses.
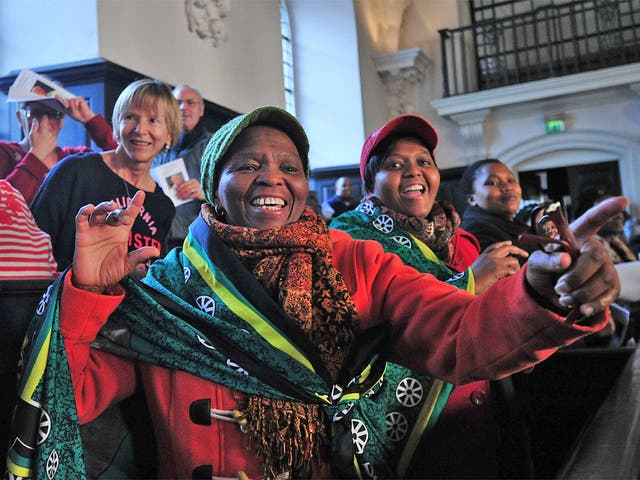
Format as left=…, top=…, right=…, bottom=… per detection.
left=21, top=108, right=64, bottom=121
left=177, top=99, right=201, bottom=107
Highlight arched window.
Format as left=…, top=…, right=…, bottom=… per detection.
left=280, top=0, right=296, bottom=115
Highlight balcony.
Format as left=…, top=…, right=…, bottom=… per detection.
left=439, top=0, right=640, bottom=97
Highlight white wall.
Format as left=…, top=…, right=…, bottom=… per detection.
left=288, top=0, right=365, bottom=171
left=97, top=0, right=284, bottom=113
left=0, top=0, right=99, bottom=75
left=354, top=0, right=470, bottom=171
left=0, top=0, right=285, bottom=114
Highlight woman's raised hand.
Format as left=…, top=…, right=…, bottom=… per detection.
left=72, top=190, right=160, bottom=292
left=525, top=196, right=625, bottom=317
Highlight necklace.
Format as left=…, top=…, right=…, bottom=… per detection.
left=123, top=177, right=132, bottom=202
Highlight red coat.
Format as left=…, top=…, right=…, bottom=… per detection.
left=0, top=114, right=116, bottom=204
left=446, top=227, right=481, bottom=273
left=61, top=229, right=606, bottom=478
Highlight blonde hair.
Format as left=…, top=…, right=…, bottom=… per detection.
left=112, top=79, right=182, bottom=146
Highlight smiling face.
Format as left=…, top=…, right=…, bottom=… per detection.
left=215, top=126, right=308, bottom=229
left=116, top=104, right=173, bottom=165
left=468, top=162, right=522, bottom=220
left=371, top=137, right=440, bottom=218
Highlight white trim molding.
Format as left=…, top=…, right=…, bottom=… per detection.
left=431, top=63, right=640, bottom=117
left=498, top=130, right=640, bottom=218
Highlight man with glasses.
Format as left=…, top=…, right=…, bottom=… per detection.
left=152, top=84, right=213, bottom=249
left=1, top=96, right=117, bottom=205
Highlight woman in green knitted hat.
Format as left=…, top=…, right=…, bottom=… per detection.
left=7, top=106, right=623, bottom=480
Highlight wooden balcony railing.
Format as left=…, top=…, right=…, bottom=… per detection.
left=439, top=0, right=640, bottom=97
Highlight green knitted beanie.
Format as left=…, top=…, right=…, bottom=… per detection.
left=200, top=106, right=310, bottom=205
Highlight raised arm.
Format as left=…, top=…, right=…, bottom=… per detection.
left=72, top=190, right=160, bottom=293
left=66, top=97, right=118, bottom=150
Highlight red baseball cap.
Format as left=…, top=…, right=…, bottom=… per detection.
left=359, top=114, right=438, bottom=181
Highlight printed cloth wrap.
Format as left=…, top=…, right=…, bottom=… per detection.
left=6, top=215, right=451, bottom=479
left=330, top=199, right=475, bottom=291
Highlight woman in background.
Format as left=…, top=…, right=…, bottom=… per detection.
left=31, top=79, right=180, bottom=270
left=460, top=159, right=538, bottom=264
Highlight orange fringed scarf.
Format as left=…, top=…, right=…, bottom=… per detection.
left=203, top=204, right=361, bottom=477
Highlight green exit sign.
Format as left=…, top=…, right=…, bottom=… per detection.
left=545, top=118, right=566, bottom=134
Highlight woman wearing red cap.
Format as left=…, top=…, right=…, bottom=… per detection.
left=331, top=114, right=531, bottom=478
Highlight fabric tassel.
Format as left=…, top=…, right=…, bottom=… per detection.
left=241, top=395, right=327, bottom=478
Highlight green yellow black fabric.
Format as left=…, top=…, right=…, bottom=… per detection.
left=330, top=199, right=475, bottom=292
left=330, top=198, right=481, bottom=474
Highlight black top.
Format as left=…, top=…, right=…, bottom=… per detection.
left=32, top=153, right=175, bottom=269
left=327, top=195, right=357, bottom=218
left=461, top=205, right=533, bottom=263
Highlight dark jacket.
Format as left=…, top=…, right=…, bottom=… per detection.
left=461, top=205, right=532, bottom=262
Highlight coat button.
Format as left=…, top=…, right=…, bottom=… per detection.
left=193, top=464, right=213, bottom=479
left=190, top=398, right=212, bottom=425
left=469, top=389, right=487, bottom=406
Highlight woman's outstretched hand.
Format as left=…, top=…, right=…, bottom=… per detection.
left=525, top=196, right=625, bottom=318
left=72, top=190, right=160, bottom=292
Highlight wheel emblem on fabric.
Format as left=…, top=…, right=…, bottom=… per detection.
left=351, top=419, right=369, bottom=454
left=226, top=359, right=249, bottom=376
left=396, top=377, right=423, bottom=407
left=450, top=271, right=465, bottom=282
left=372, top=214, right=394, bottom=234
left=358, top=203, right=375, bottom=216
left=38, top=409, right=52, bottom=445
left=391, top=235, right=412, bottom=248
left=37, top=285, right=53, bottom=315
left=386, top=411, right=408, bottom=442
left=196, top=334, right=215, bottom=350
left=183, top=266, right=191, bottom=283
left=362, top=462, right=377, bottom=480
left=46, top=448, right=59, bottom=479
left=332, top=403, right=354, bottom=422
left=330, top=384, right=344, bottom=402
left=196, top=295, right=216, bottom=315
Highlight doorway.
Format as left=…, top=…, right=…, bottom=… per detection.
left=518, top=160, right=621, bottom=221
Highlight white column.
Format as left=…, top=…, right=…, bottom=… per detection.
left=373, top=48, right=430, bottom=117
left=449, top=109, right=490, bottom=162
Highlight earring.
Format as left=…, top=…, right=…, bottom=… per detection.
left=213, top=202, right=225, bottom=218
left=163, top=143, right=171, bottom=152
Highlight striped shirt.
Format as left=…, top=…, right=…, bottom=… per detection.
left=0, top=180, right=57, bottom=279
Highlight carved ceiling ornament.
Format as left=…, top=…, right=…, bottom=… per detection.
left=184, top=0, right=231, bottom=47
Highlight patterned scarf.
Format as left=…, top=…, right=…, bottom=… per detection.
left=203, top=204, right=358, bottom=380
left=203, top=205, right=362, bottom=476
left=365, top=196, right=460, bottom=263
left=332, top=197, right=473, bottom=292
